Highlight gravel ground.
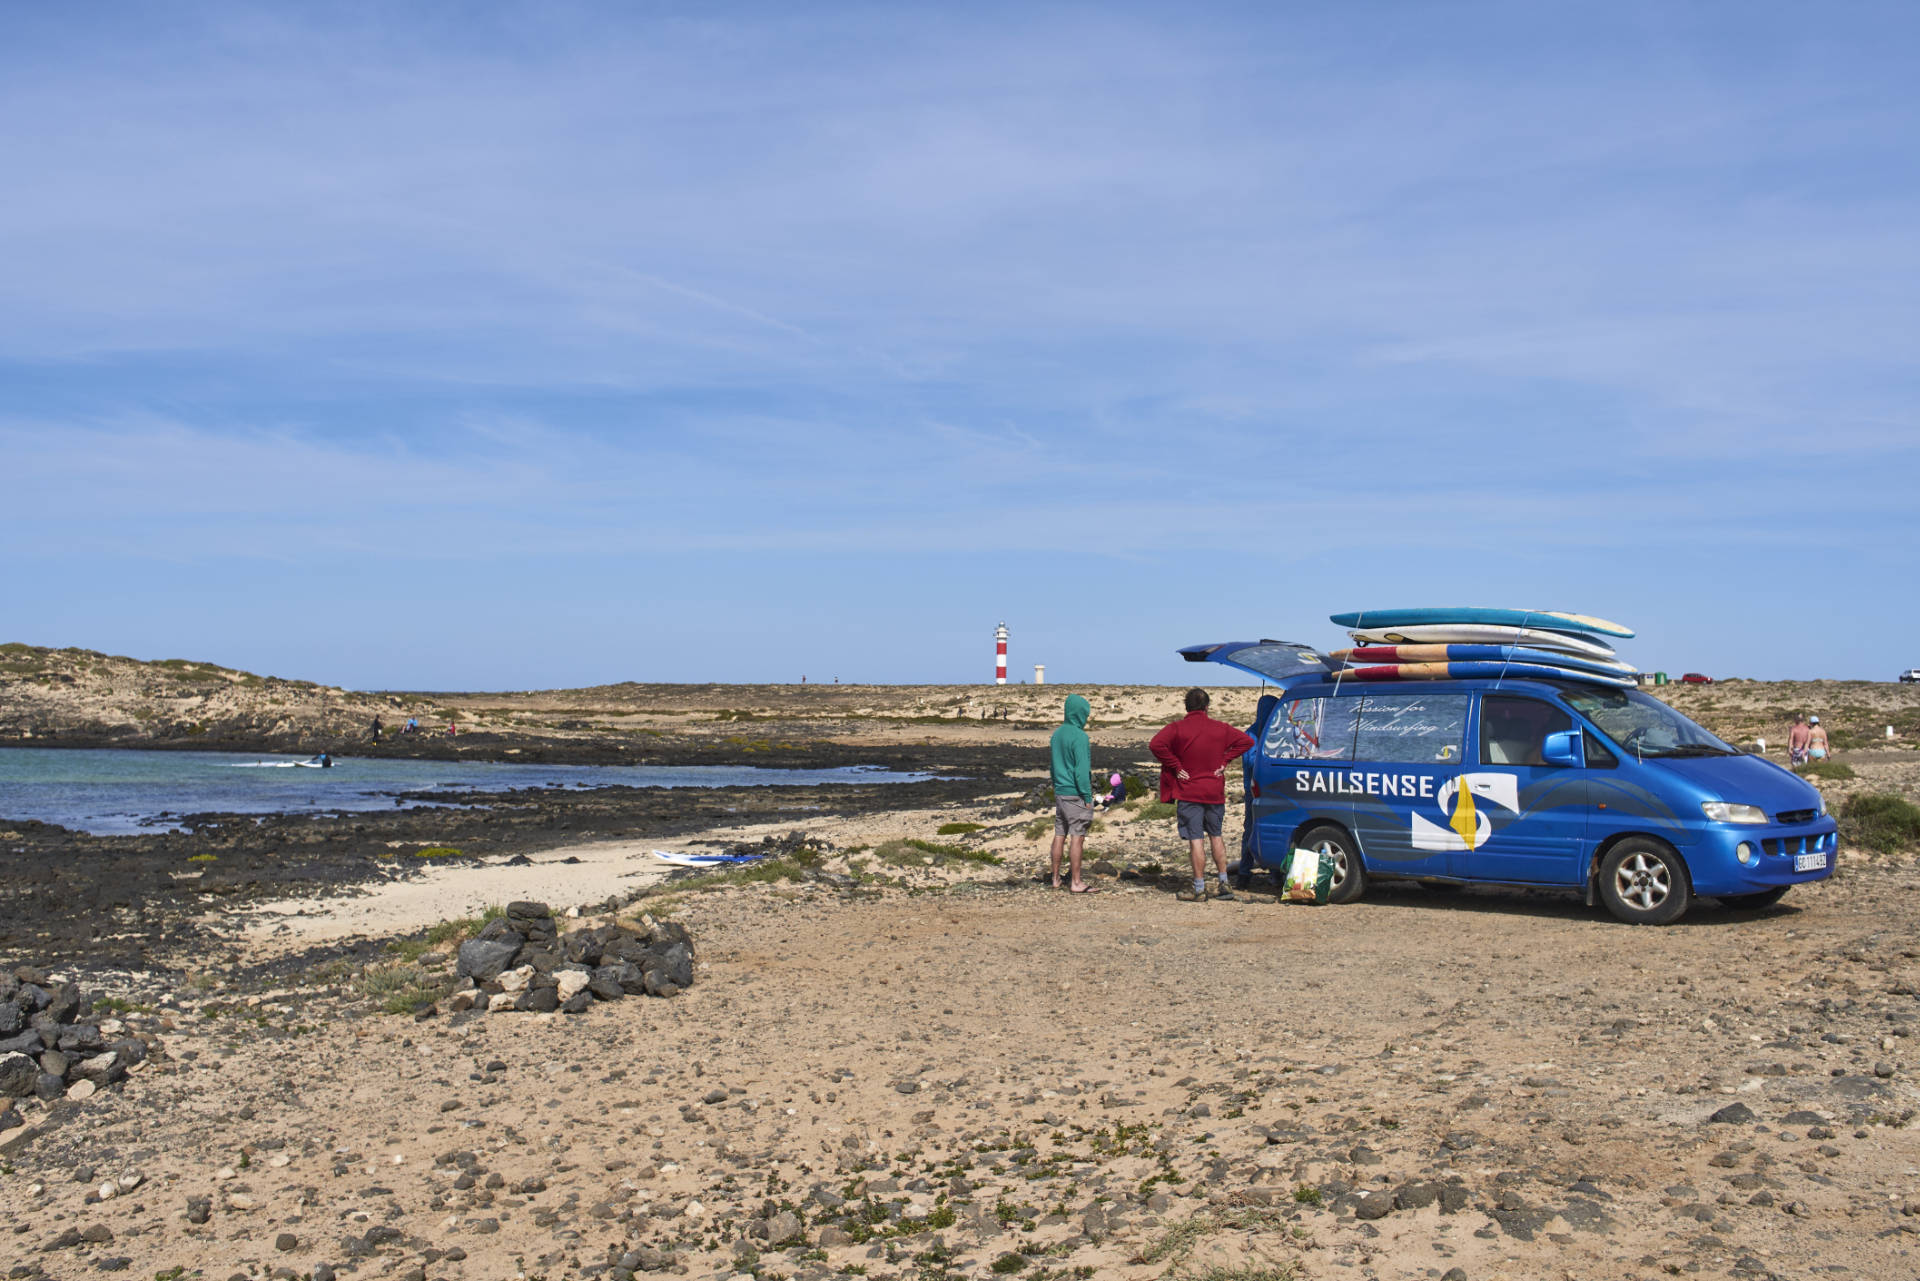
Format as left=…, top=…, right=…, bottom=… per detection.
left=4, top=834, right=1920, bottom=1281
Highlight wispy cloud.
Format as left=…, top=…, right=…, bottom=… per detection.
left=2, top=3, right=1916, bottom=682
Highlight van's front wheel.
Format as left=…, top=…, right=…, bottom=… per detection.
left=1300, top=824, right=1366, bottom=904
left=1598, top=840, right=1691, bottom=925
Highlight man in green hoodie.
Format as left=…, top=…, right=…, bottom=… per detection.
left=1049, top=694, right=1097, bottom=893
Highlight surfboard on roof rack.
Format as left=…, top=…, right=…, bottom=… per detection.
left=1344, top=624, right=1619, bottom=660
left=1331, top=644, right=1637, bottom=677
left=1335, top=661, right=1638, bottom=688
left=1330, top=607, right=1634, bottom=639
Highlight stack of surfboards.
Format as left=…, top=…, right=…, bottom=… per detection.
left=1327, top=607, right=1637, bottom=688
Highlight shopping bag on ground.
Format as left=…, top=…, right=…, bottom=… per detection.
left=1282, top=847, right=1334, bottom=904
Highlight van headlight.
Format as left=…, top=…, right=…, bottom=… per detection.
left=1701, top=801, right=1767, bottom=825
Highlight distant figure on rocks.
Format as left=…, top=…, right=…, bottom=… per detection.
left=1151, top=688, right=1254, bottom=903
left=447, top=719, right=458, bottom=738
left=370, top=715, right=383, bottom=743
left=1048, top=694, right=1097, bottom=894
left=1807, top=715, right=1830, bottom=762
left=1789, top=714, right=1811, bottom=766
left=406, top=717, right=418, bottom=734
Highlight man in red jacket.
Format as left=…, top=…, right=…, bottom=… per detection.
left=1150, top=688, right=1255, bottom=902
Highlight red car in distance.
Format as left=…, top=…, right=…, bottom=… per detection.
left=1679, top=672, right=1713, bottom=685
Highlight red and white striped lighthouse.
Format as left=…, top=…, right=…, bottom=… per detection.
left=994, top=622, right=1008, bottom=685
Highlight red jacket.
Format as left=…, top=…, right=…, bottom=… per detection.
left=1149, top=712, right=1255, bottom=805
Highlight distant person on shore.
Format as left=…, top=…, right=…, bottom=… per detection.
left=1048, top=694, right=1097, bottom=894
left=1789, top=714, right=1811, bottom=765
left=1807, top=715, right=1830, bottom=761
left=405, top=717, right=418, bottom=734
left=370, top=715, right=383, bottom=743
left=1151, top=688, right=1255, bottom=902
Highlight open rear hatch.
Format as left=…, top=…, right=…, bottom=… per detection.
left=1179, top=640, right=1335, bottom=687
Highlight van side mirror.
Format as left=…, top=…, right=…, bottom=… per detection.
left=1542, top=730, right=1584, bottom=768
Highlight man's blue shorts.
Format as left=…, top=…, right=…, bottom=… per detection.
left=1176, top=801, right=1223, bottom=840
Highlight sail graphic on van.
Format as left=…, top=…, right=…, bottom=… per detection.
left=1412, top=773, right=1521, bottom=850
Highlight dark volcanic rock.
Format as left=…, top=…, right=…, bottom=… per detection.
left=457, top=938, right=522, bottom=982
left=0, top=1052, right=38, bottom=1098
left=0, top=1031, right=43, bottom=1055
left=589, top=967, right=626, bottom=1001
left=1395, top=1180, right=1444, bottom=1210
left=56, top=1024, right=104, bottom=1055
left=661, top=942, right=695, bottom=988
left=45, top=983, right=82, bottom=1025
left=1352, top=1191, right=1394, bottom=1220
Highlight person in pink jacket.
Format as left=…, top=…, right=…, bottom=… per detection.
left=1150, top=688, right=1255, bottom=902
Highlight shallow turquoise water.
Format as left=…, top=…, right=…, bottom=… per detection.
left=0, top=747, right=930, bottom=835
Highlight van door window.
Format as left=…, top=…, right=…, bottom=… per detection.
left=1345, top=692, right=1470, bottom=875
left=1354, top=694, right=1469, bottom=764
left=1479, top=697, right=1574, bottom=766
left=1263, top=696, right=1359, bottom=761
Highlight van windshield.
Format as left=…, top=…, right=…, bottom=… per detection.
left=1553, top=684, right=1739, bottom=758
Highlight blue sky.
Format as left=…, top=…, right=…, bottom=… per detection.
left=4, top=3, right=1916, bottom=689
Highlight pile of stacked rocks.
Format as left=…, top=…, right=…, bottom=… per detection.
left=0, top=969, right=157, bottom=1120
left=451, top=901, right=695, bottom=1015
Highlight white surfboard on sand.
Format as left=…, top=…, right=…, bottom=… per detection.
left=651, top=850, right=764, bottom=867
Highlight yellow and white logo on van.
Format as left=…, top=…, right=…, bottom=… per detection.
left=1411, top=773, right=1521, bottom=851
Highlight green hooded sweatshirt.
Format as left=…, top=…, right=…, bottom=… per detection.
left=1049, top=695, right=1093, bottom=801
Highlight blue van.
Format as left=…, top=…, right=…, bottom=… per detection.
left=1183, top=641, right=1838, bottom=924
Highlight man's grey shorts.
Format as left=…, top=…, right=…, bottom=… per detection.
left=1054, top=795, right=1094, bottom=837
left=1176, top=801, right=1224, bottom=840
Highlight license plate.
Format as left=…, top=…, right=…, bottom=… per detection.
left=1795, top=853, right=1827, bottom=872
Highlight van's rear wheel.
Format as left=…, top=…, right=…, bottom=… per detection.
left=1719, top=886, right=1791, bottom=911
left=1598, top=839, right=1691, bottom=925
left=1300, top=824, right=1366, bottom=904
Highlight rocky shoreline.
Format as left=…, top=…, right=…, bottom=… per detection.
left=0, top=760, right=1016, bottom=971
